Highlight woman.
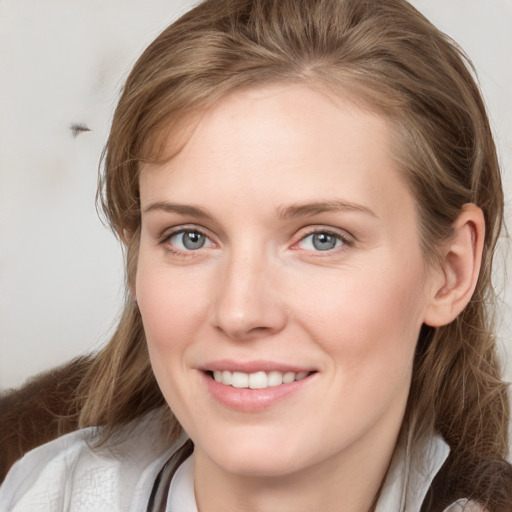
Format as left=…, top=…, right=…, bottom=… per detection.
left=1, top=0, right=510, bottom=510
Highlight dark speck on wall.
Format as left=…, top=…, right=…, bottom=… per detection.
left=70, top=123, right=91, bottom=138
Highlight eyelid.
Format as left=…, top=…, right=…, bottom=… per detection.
left=291, top=226, right=355, bottom=251
left=159, top=224, right=217, bottom=250
left=159, top=223, right=207, bottom=239
left=157, top=224, right=354, bottom=254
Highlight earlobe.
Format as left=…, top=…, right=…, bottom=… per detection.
left=423, top=204, right=485, bottom=327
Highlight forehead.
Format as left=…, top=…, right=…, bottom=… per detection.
left=139, top=84, right=415, bottom=224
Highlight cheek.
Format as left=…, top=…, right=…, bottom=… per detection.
left=135, top=263, right=191, bottom=390
left=292, top=257, right=427, bottom=379
left=135, top=259, right=206, bottom=419
left=136, top=252, right=207, bottom=346
left=134, top=251, right=221, bottom=419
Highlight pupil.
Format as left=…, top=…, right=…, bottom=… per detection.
left=183, top=231, right=205, bottom=250
left=312, top=233, right=336, bottom=251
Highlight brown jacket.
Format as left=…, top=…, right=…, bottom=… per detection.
left=0, top=356, right=91, bottom=482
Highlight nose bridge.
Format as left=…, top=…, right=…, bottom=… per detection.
left=211, top=241, right=287, bottom=339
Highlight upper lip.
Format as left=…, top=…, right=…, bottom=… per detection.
left=200, top=359, right=315, bottom=374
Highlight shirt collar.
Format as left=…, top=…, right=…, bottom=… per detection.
left=167, top=453, right=197, bottom=512
left=376, top=432, right=450, bottom=512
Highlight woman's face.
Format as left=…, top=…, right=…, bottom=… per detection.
left=136, top=85, right=438, bottom=478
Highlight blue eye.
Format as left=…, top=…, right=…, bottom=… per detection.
left=298, top=232, right=344, bottom=251
left=168, top=230, right=211, bottom=250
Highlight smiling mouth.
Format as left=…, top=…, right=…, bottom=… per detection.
left=207, top=370, right=314, bottom=389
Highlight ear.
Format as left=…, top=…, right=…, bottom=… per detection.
left=423, top=203, right=485, bottom=327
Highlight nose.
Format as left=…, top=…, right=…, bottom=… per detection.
left=210, top=247, right=288, bottom=341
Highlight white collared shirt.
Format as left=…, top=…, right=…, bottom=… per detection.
left=0, top=410, right=480, bottom=512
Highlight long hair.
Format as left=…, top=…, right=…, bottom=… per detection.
left=75, top=0, right=511, bottom=508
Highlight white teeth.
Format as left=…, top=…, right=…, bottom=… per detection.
left=211, top=370, right=310, bottom=389
left=231, top=372, right=249, bottom=388
left=249, top=371, right=267, bottom=389
left=222, top=370, right=233, bottom=385
left=267, top=371, right=283, bottom=387
left=282, top=372, right=295, bottom=384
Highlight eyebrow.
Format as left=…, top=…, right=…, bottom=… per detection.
left=143, top=202, right=211, bottom=218
left=277, top=200, right=377, bottom=219
left=143, top=199, right=377, bottom=220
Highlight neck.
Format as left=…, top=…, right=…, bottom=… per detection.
left=193, top=425, right=399, bottom=512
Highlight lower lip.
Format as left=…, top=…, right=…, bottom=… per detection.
left=202, top=372, right=315, bottom=412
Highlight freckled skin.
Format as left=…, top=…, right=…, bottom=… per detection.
left=135, top=85, right=439, bottom=512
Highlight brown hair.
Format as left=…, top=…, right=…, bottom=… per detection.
left=76, top=0, right=511, bottom=508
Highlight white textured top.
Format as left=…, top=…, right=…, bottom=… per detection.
left=0, top=410, right=481, bottom=512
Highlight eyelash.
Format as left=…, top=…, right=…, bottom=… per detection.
left=293, top=228, right=353, bottom=254
left=159, top=227, right=213, bottom=257
left=159, top=226, right=354, bottom=256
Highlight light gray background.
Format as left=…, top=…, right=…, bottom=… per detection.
left=1, top=0, right=511, bottom=391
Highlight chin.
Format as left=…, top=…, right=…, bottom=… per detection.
left=215, top=452, right=302, bottom=478
left=197, top=430, right=314, bottom=478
